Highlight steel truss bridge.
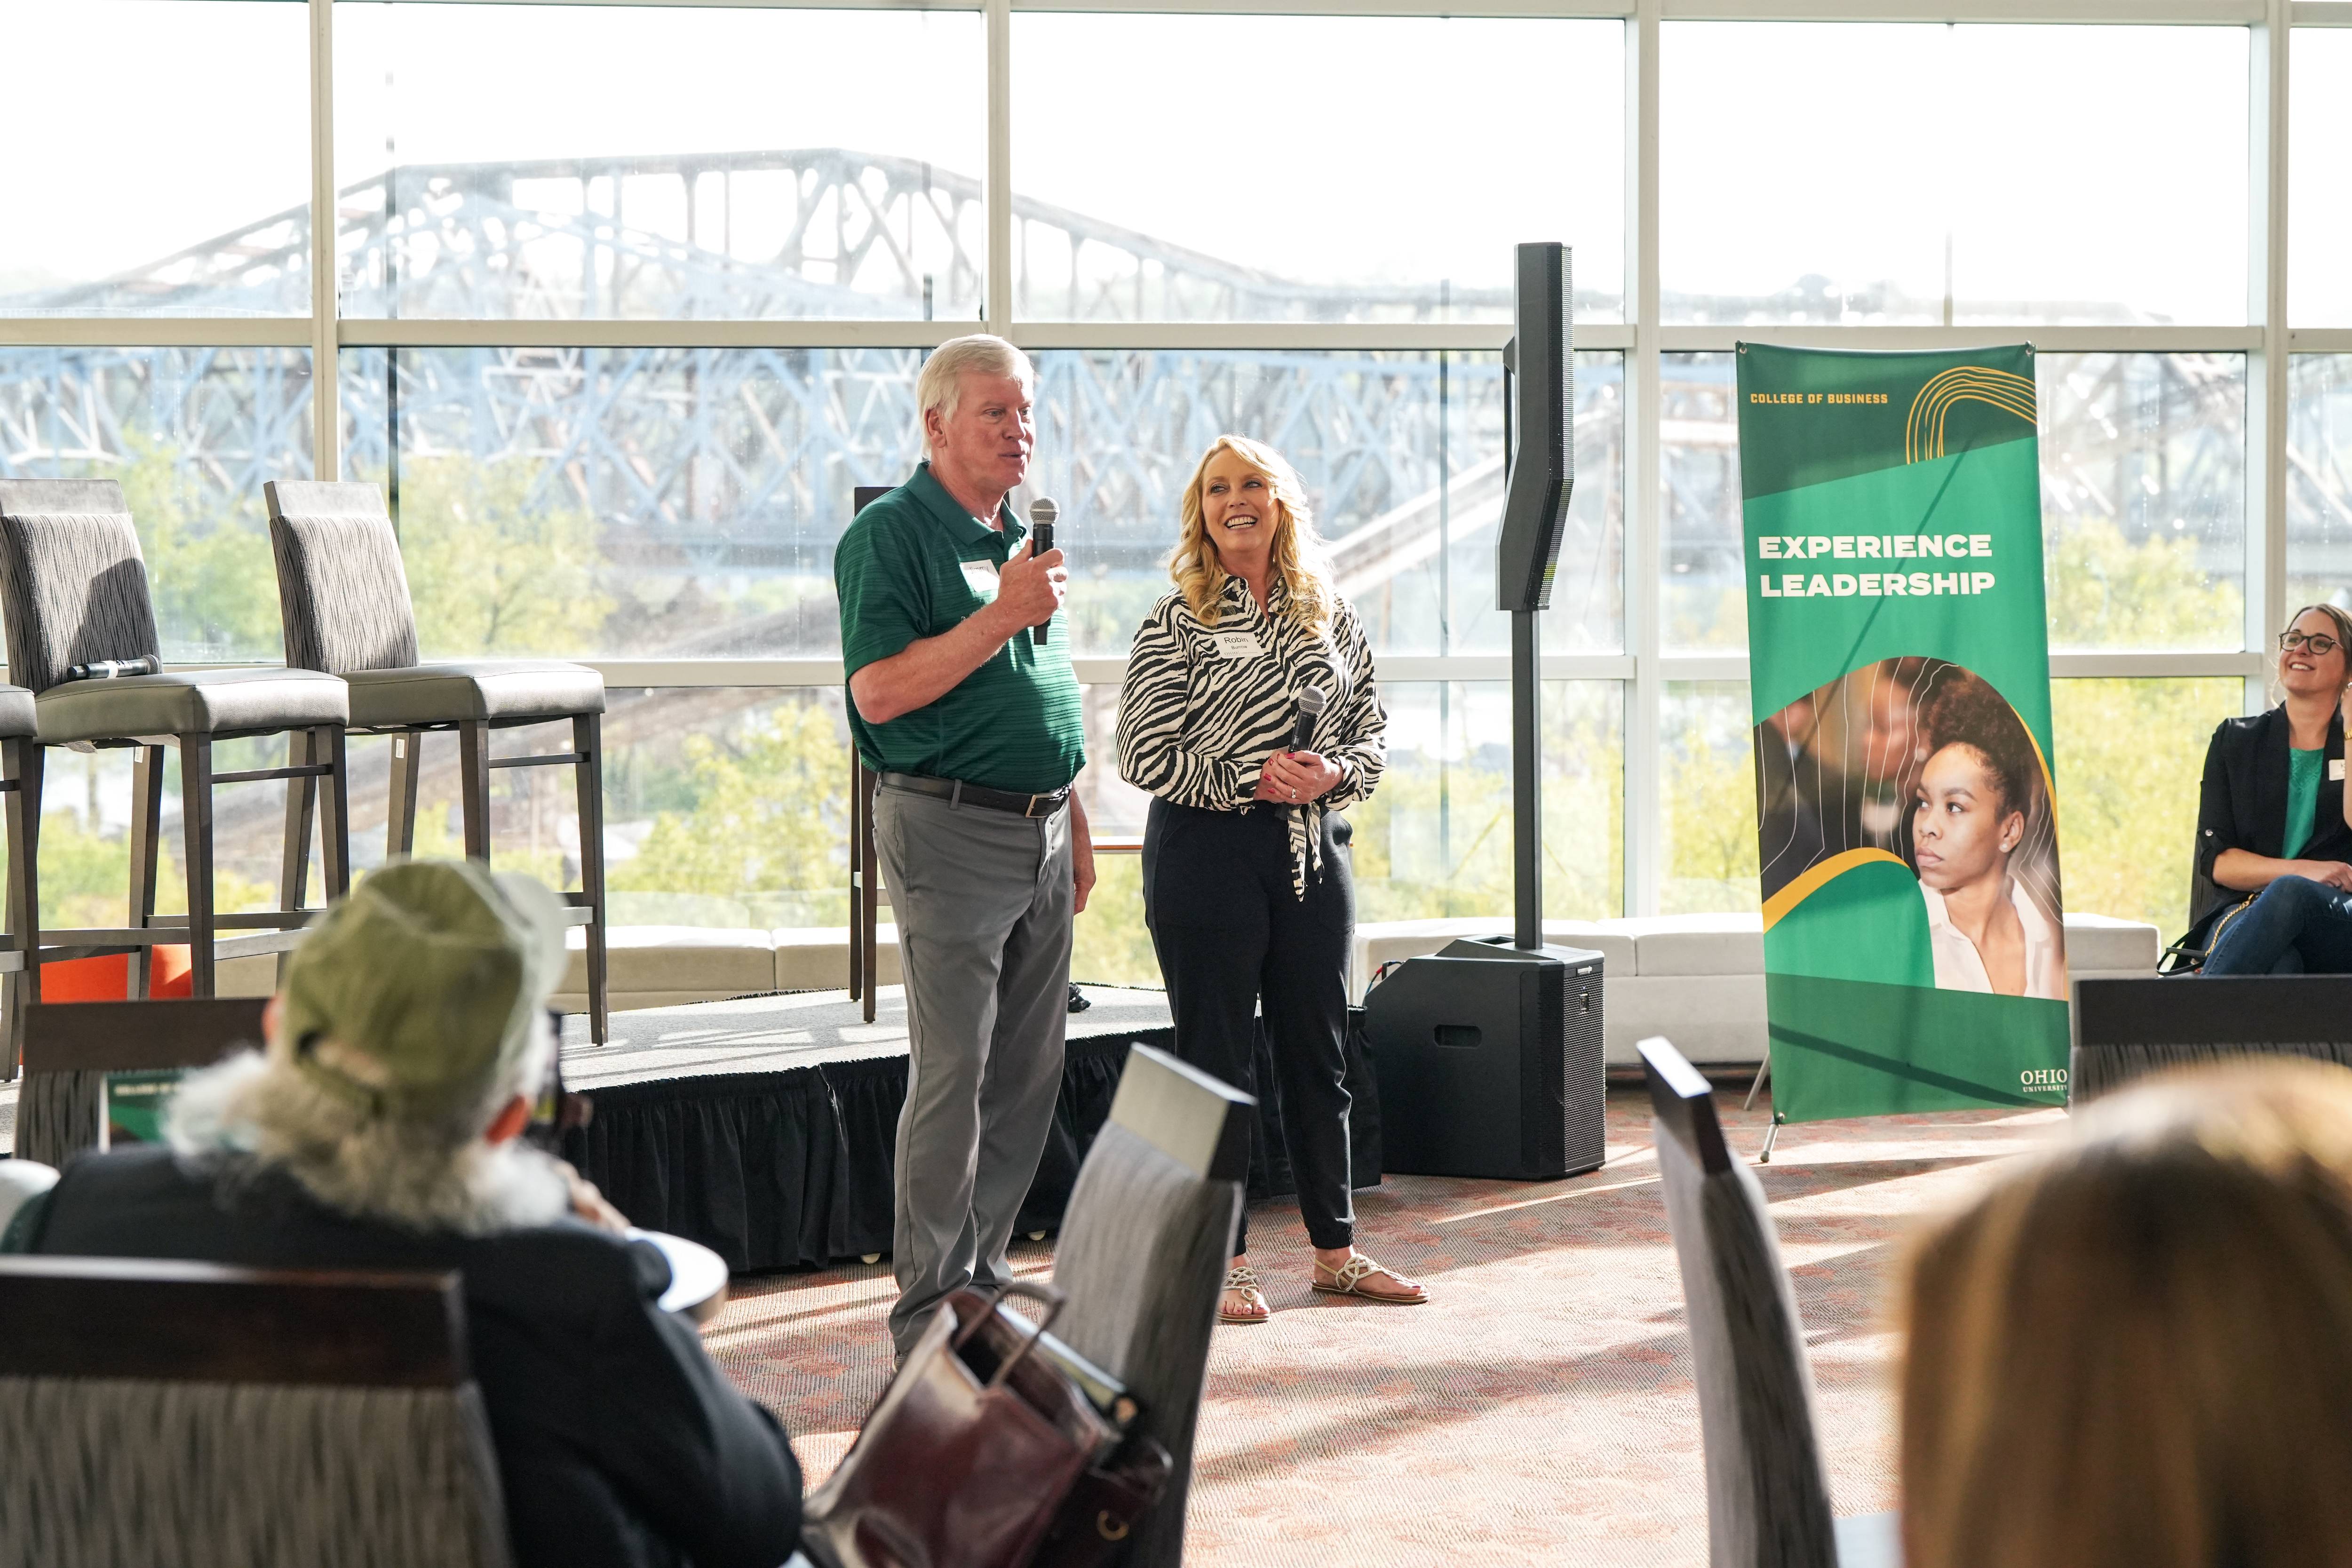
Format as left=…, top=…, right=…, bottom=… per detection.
left=0, top=145, right=2285, bottom=665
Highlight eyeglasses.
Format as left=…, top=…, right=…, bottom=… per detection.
left=2281, top=630, right=2343, bottom=657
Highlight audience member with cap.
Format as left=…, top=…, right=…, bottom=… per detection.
left=5, top=860, right=802, bottom=1568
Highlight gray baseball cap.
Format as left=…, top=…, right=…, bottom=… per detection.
left=278, top=859, right=568, bottom=1122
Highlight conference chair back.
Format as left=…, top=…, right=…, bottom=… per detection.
left=1639, top=1035, right=1839, bottom=1568
left=0, top=478, right=161, bottom=694
left=1050, top=1043, right=1251, bottom=1568
left=0, top=1257, right=512, bottom=1568
left=13, top=997, right=270, bottom=1167
left=262, top=480, right=421, bottom=674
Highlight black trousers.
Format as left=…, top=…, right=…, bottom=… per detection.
left=1141, top=797, right=1354, bottom=1255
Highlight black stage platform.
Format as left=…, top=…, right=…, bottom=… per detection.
left=557, top=986, right=1380, bottom=1273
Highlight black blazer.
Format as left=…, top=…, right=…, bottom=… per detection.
left=2194, top=706, right=2352, bottom=925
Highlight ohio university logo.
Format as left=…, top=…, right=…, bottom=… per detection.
left=2019, top=1068, right=2069, bottom=1096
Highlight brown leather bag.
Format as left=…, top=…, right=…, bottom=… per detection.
left=801, top=1281, right=1123, bottom=1568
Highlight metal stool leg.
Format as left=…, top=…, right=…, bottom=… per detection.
left=278, top=726, right=317, bottom=912
left=458, top=720, right=492, bottom=862
left=573, top=713, right=607, bottom=1045
left=5, top=740, right=42, bottom=1078
left=318, top=724, right=351, bottom=901
left=388, top=729, right=422, bottom=860
left=126, top=744, right=163, bottom=1000
left=181, top=735, right=216, bottom=999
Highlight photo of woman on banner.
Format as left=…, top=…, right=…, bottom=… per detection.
left=1910, top=670, right=2066, bottom=1001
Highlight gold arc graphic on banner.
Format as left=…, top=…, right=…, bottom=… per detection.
left=1904, top=366, right=2037, bottom=464
left=1761, top=848, right=1910, bottom=931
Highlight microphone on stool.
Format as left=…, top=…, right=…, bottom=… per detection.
left=1290, top=685, right=1327, bottom=753
left=1028, top=495, right=1058, bottom=647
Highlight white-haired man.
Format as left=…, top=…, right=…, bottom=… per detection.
left=834, top=333, right=1094, bottom=1359
left=8, top=860, right=802, bottom=1568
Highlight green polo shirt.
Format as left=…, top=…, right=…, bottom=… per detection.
left=835, top=463, right=1085, bottom=795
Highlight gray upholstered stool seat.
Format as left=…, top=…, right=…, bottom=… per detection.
left=343, top=660, right=607, bottom=730
left=34, top=666, right=347, bottom=746
left=0, top=686, right=34, bottom=738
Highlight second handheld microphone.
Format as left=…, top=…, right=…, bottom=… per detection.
left=1027, top=495, right=1059, bottom=647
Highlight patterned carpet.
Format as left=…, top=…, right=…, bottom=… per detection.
left=702, top=1080, right=2066, bottom=1566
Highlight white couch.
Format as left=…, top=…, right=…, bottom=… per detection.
left=219, top=910, right=2160, bottom=1069
left=1352, top=912, right=2162, bottom=1066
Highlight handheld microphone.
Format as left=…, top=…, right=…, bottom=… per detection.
left=1028, top=495, right=1059, bottom=647
left=1290, top=685, right=1327, bottom=754
left=64, top=655, right=159, bottom=682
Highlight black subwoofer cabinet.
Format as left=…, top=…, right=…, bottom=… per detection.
left=1364, top=939, right=1605, bottom=1180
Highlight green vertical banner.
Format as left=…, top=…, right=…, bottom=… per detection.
left=1736, top=343, right=2068, bottom=1123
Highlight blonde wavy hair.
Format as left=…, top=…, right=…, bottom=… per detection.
left=1170, top=434, right=1333, bottom=635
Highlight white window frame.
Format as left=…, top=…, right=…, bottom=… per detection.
left=0, top=0, right=2309, bottom=915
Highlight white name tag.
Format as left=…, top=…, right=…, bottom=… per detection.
left=1211, top=632, right=1263, bottom=660
left=2333, top=758, right=2346, bottom=782
left=959, top=559, right=999, bottom=600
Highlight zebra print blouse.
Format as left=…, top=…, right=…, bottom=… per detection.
left=1116, top=575, right=1387, bottom=898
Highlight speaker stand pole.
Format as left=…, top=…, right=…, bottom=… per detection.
left=1512, top=606, right=1541, bottom=950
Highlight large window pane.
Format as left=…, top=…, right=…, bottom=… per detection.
left=1663, top=24, right=2247, bottom=325
left=341, top=347, right=923, bottom=659
left=1073, top=679, right=1624, bottom=982
left=2040, top=353, right=2243, bottom=651
left=1662, top=681, right=1756, bottom=915
left=1032, top=351, right=1622, bottom=658
left=1352, top=681, right=1624, bottom=923
left=1662, top=677, right=2224, bottom=925
left=2051, top=678, right=2239, bottom=939
left=2288, top=354, right=2352, bottom=609
left=1661, top=351, right=2244, bottom=655
left=0, top=347, right=315, bottom=661
left=1011, top=16, right=1624, bottom=324
left=2292, top=30, right=2352, bottom=326
left=0, top=2, right=310, bottom=315
left=334, top=4, right=986, bottom=321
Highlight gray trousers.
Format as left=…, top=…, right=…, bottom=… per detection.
left=872, top=782, right=1074, bottom=1357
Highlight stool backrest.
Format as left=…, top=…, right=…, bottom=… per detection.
left=15, top=997, right=270, bottom=1167
left=0, top=478, right=162, bottom=695
left=263, top=479, right=419, bottom=674
left=1050, top=1044, right=1250, bottom=1568
left=0, top=1256, right=512, bottom=1568
left=1638, top=1036, right=1837, bottom=1568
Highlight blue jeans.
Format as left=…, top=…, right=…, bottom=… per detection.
left=2202, top=874, right=2352, bottom=975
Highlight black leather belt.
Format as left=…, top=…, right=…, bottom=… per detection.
left=881, top=772, right=1070, bottom=818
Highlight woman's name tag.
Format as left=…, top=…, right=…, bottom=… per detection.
left=2334, top=758, right=2347, bottom=782
left=959, top=559, right=999, bottom=600
left=1211, top=632, right=1263, bottom=660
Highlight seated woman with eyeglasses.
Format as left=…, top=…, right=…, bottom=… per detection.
left=2193, top=605, right=2352, bottom=974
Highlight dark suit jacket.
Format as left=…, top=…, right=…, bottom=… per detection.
left=23, top=1147, right=802, bottom=1568
left=2194, top=706, right=2352, bottom=927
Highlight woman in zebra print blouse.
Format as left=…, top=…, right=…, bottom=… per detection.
left=1118, top=433, right=1427, bottom=1325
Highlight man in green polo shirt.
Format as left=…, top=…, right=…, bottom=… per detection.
left=835, top=333, right=1095, bottom=1359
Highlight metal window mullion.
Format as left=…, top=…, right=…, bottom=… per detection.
left=1626, top=0, right=1662, bottom=918
left=310, top=0, right=339, bottom=480
left=985, top=0, right=1013, bottom=337
left=2252, top=0, right=2289, bottom=715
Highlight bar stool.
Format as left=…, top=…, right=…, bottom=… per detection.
left=0, top=479, right=353, bottom=1057
left=262, top=479, right=610, bottom=1043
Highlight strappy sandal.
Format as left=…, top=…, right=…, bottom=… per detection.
left=1311, top=1252, right=1428, bottom=1306
left=1220, top=1264, right=1271, bottom=1325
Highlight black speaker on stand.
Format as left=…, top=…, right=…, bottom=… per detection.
left=1368, top=242, right=1606, bottom=1181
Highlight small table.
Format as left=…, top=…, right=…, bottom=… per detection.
left=633, top=1228, right=730, bottom=1323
